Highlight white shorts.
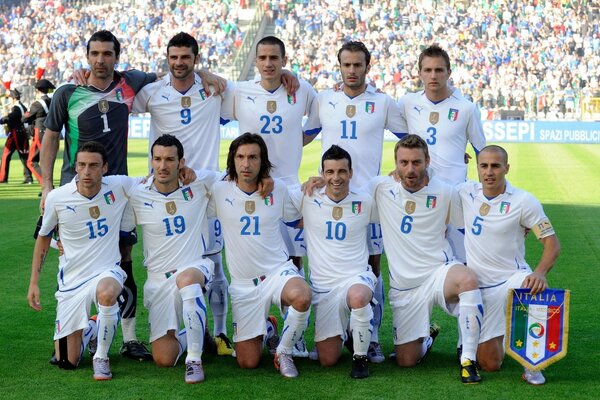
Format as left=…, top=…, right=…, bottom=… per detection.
left=280, top=220, right=306, bottom=257
left=312, top=270, right=377, bottom=342
left=479, top=270, right=530, bottom=343
left=229, top=261, right=302, bottom=342
left=367, top=223, right=384, bottom=256
left=143, top=263, right=214, bottom=343
left=54, top=268, right=127, bottom=340
left=203, top=217, right=224, bottom=255
left=389, top=262, right=460, bottom=345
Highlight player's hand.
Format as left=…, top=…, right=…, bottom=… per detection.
left=27, top=284, right=42, bottom=311
left=522, top=271, right=548, bottom=296
left=198, top=69, right=226, bottom=96
left=179, top=166, right=197, bottom=185
left=69, top=69, right=90, bottom=85
left=39, top=186, right=53, bottom=213
left=258, top=176, right=274, bottom=197
left=281, top=70, right=299, bottom=96
left=302, top=176, right=325, bottom=196
left=333, top=81, right=343, bottom=92
left=56, top=239, right=64, bottom=256
left=464, top=152, right=472, bottom=164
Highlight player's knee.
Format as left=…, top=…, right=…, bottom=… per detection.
left=236, top=355, right=260, bottom=369
left=457, top=269, right=479, bottom=292
left=318, top=353, right=339, bottom=367
left=153, top=353, right=176, bottom=368
left=478, top=356, right=503, bottom=372
left=395, top=352, right=420, bottom=367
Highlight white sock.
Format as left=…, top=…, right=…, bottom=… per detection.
left=208, top=253, right=228, bottom=336
left=175, top=329, right=187, bottom=366
left=350, top=305, right=373, bottom=356
left=94, top=303, right=120, bottom=359
left=371, top=274, right=384, bottom=343
left=458, top=289, right=483, bottom=363
left=121, top=317, right=137, bottom=342
left=180, top=284, right=206, bottom=363
left=420, top=335, right=433, bottom=358
left=277, top=306, right=309, bottom=355
left=80, top=317, right=97, bottom=359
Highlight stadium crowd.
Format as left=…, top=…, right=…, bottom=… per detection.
left=0, top=0, right=599, bottom=120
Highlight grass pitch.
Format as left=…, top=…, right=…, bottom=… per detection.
left=0, top=139, right=598, bottom=399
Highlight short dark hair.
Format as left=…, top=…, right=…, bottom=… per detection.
left=394, top=134, right=430, bottom=162
left=151, top=134, right=184, bottom=160
left=478, top=145, right=509, bottom=165
left=77, top=141, right=108, bottom=164
left=167, top=32, right=199, bottom=57
left=418, top=45, right=451, bottom=71
left=226, top=133, right=272, bottom=182
left=87, top=30, right=121, bottom=59
left=321, top=145, right=352, bottom=171
left=337, top=40, right=371, bottom=66
left=256, top=36, right=286, bottom=58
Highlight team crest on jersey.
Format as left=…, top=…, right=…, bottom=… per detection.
left=287, top=94, right=296, bottom=105
left=352, top=201, right=362, bottom=214
left=426, top=195, right=437, bottom=209
left=448, top=108, right=459, bottom=121
left=104, top=191, right=115, bottom=205
left=245, top=201, right=255, bottom=214
left=89, top=206, right=101, bottom=219
left=479, top=203, right=491, bottom=216
left=365, top=102, right=375, bottom=114
left=429, top=112, right=439, bottom=125
left=405, top=200, right=416, bottom=215
left=182, top=187, right=193, bottom=201
left=500, top=201, right=511, bottom=214
left=55, top=319, right=61, bottom=335
left=166, top=201, right=177, bottom=215
left=346, top=105, right=356, bottom=118
left=332, top=206, right=343, bottom=220
left=264, top=193, right=274, bottom=206
left=267, top=100, right=277, bottom=114
left=181, top=96, right=191, bottom=108
left=98, top=99, right=109, bottom=113
left=199, top=89, right=207, bottom=100
left=115, top=88, right=123, bottom=102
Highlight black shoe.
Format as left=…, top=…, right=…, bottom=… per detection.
left=344, top=335, right=354, bottom=353
left=22, top=180, right=33, bottom=184
left=120, top=340, right=153, bottom=361
left=460, top=359, right=482, bottom=384
left=204, top=329, right=218, bottom=356
left=350, top=355, right=369, bottom=379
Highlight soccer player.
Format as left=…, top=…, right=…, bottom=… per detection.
left=303, top=40, right=407, bottom=363
left=397, top=44, right=486, bottom=262
left=27, top=141, right=139, bottom=380
left=455, top=145, right=560, bottom=385
left=132, top=32, right=235, bottom=356
left=290, top=145, right=376, bottom=379
left=209, top=133, right=311, bottom=378
left=0, top=88, right=32, bottom=184
left=370, top=134, right=483, bottom=384
left=225, top=35, right=317, bottom=357
left=128, top=135, right=220, bottom=383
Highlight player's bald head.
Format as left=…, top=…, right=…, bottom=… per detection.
left=478, top=145, right=508, bottom=165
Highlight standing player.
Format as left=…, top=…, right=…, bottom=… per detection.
left=0, top=89, right=32, bottom=184
left=27, top=142, right=139, bottom=380
left=129, top=135, right=220, bottom=383
left=40, top=30, right=156, bottom=361
left=304, top=41, right=407, bottom=363
left=456, top=145, right=560, bottom=385
left=290, top=145, right=376, bottom=379
left=397, top=45, right=486, bottom=262
left=132, top=32, right=235, bottom=356
left=209, top=133, right=311, bottom=378
left=225, top=35, right=317, bottom=357
left=371, top=135, right=483, bottom=384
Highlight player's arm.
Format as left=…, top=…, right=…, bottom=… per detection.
left=302, top=95, right=322, bottom=145
left=466, top=105, right=486, bottom=163
left=197, top=69, right=227, bottom=97
left=40, top=128, right=60, bottom=208
left=522, top=234, right=560, bottom=295
left=27, top=234, right=52, bottom=311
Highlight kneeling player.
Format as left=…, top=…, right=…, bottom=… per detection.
left=291, top=145, right=376, bottom=378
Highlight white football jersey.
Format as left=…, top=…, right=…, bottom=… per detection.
left=370, top=175, right=457, bottom=289
left=304, top=85, right=407, bottom=188
left=456, top=180, right=555, bottom=287
left=40, top=176, right=139, bottom=291
left=398, top=90, right=485, bottom=185
left=290, top=188, right=374, bottom=290
left=228, top=79, right=316, bottom=186
left=129, top=171, right=221, bottom=275
left=132, top=74, right=235, bottom=171
left=210, top=179, right=301, bottom=280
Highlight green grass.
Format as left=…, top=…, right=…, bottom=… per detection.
left=0, top=139, right=599, bottom=399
